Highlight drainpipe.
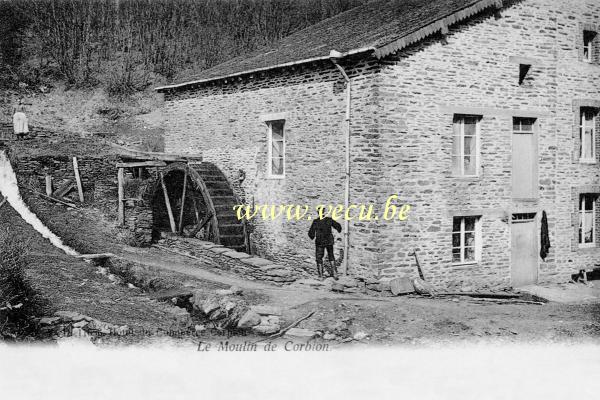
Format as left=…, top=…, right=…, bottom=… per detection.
left=329, top=50, right=351, bottom=276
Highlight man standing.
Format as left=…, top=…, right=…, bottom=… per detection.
left=308, top=211, right=342, bottom=279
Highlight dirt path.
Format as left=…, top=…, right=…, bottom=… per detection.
left=115, top=245, right=351, bottom=309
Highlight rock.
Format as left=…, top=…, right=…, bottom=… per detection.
left=295, top=279, right=326, bottom=287
left=72, top=320, right=88, bottom=328
left=85, top=320, right=113, bottom=334
left=228, top=286, right=243, bottom=295
left=284, top=328, right=317, bottom=339
left=252, top=324, right=280, bottom=335
left=221, top=251, right=251, bottom=260
left=251, top=305, right=282, bottom=316
left=337, top=276, right=359, bottom=288
left=223, top=301, right=238, bottom=313
left=260, top=315, right=280, bottom=326
left=413, top=278, right=436, bottom=296
left=201, top=296, right=221, bottom=315
left=265, top=269, right=292, bottom=278
left=115, top=325, right=130, bottom=336
left=71, top=328, right=90, bottom=338
left=331, top=282, right=345, bottom=292
left=390, top=277, right=415, bottom=295
left=208, top=307, right=227, bottom=321
left=327, top=320, right=348, bottom=333
left=240, top=257, right=273, bottom=267
left=377, top=277, right=396, bottom=291
left=237, top=310, right=262, bottom=328
left=323, top=333, right=337, bottom=340
left=353, top=331, right=368, bottom=341
left=54, top=311, right=88, bottom=322
left=171, top=307, right=192, bottom=328
left=40, top=317, right=61, bottom=325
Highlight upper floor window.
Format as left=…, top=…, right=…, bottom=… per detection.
left=267, top=120, right=285, bottom=178
left=579, top=194, right=597, bottom=247
left=452, top=115, right=481, bottom=177
left=584, top=30, right=597, bottom=63
left=452, top=216, right=481, bottom=264
left=580, top=108, right=597, bottom=162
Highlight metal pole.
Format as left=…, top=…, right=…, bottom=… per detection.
left=330, top=53, right=351, bottom=276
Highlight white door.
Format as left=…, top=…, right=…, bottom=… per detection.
left=511, top=213, right=538, bottom=287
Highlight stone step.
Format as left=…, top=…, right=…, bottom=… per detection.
left=217, top=215, right=242, bottom=224
left=203, top=181, right=231, bottom=190
left=219, top=224, right=245, bottom=235
left=210, top=196, right=239, bottom=204
left=207, top=188, right=235, bottom=197
left=220, top=235, right=246, bottom=246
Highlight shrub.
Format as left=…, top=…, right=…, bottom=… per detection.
left=0, top=228, right=42, bottom=340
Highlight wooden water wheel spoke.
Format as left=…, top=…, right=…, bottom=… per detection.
left=153, top=162, right=248, bottom=253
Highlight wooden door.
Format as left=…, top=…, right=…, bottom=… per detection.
left=511, top=213, right=538, bottom=287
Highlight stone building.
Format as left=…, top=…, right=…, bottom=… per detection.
left=155, top=0, right=600, bottom=289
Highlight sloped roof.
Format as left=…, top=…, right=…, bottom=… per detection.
left=156, top=0, right=502, bottom=91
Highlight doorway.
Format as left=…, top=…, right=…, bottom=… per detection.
left=511, top=212, right=538, bottom=287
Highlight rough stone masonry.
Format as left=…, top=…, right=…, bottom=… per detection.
left=158, top=0, right=600, bottom=290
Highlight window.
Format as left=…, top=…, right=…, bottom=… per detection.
left=452, top=115, right=480, bottom=176
left=513, top=117, right=536, bottom=133
left=584, top=30, right=596, bottom=63
left=518, top=64, right=531, bottom=85
left=267, top=120, right=285, bottom=177
left=452, top=216, right=481, bottom=264
left=579, top=194, right=596, bottom=247
left=580, top=108, right=597, bottom=162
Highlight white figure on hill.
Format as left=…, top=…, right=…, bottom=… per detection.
left=12, top=100, right=29, bottom=140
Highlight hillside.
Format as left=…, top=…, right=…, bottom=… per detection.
left=0, top=0, right=368, bottom=149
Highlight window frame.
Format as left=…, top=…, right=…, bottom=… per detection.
left=452, top=216, right=482, bottom=265
left=579, top=194, right=596, bottom=248
left=266, top=119, right=285, bottom=179
left=579, top=108, right=597, bottom=163
left=452, top=114, right=481, bottom=177
left=583, top=30, right=596, bottom=63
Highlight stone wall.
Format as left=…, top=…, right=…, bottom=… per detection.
left=9, top=153, right=120, bottom=213
left=371, top=0, right=600, bottom=288
left=162, top=56, right=382, bottom=273
left=161, top=0, right=600, bottom=288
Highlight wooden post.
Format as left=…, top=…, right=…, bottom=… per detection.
left=45, top=175, right=53, bottom=196
left=159, top=171, right=177, bottom=233
left=72, top=157, right=84, bottom=202
left=117, top=167, right=124, bottom=225
left=177, top=168, right=188, bottom=234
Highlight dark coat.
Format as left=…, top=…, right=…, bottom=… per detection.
left=308, top=217, right=342, bottom=246
left=540, top=210, right=551, bottom=260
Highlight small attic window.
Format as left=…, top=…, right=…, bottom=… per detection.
left=518, top=64, right=531, bottom=85
left=584, top=30, right=596, bottom=62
